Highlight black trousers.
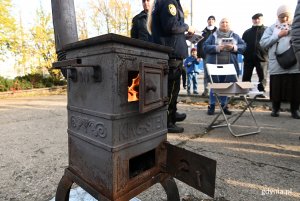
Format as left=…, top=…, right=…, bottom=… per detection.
left=168, top=59, right=182, bottom=124
left=270, top=73, right=300, bottom=112
left=181, top=66, right=186, bottom=88
left=242, top=60, right=268, bottom=91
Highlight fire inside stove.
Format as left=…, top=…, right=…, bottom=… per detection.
left=128, top=71, right=140, bottom=102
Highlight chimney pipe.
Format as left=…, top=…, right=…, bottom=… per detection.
left=51, top=0, right=78, bottom=59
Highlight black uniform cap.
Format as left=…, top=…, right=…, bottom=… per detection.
left=207, top=16, right=215, bottom=20
left=252, top=13, right=263, bottom=19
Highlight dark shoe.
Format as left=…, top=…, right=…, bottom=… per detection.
left=271, top=109, right=279, bottom=117
left=168, top=123, right=184, bottom=133
left=187, top=91, right=191, bottom=95
left=175, top=112, right=186, bottom=122
left=291, top=110, right=300, bottom=119
left=193, top=91, right=199, bottom=95
left=256, top=94, right=267, bottom=98
left=223, top=108, right=232, bottom=115
left=183, top=86, right=186, bottom=89
left=257, top=83, right=265, bottom=92
left=207, top=105, right=215, bottom=115
left=221, top=105, right=232, bottom=115
left=201, top=90, right=209, bottom=97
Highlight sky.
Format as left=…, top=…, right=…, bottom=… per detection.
left=1, top=0, right=296, bottom=77
left=11, top=0, right=297, bottom=36
left=185, top=0, right=297, bottom=36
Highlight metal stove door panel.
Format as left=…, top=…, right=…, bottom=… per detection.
left=165, top=142, right=217, bottom=198
left=139, top=62, right=165, bottom=113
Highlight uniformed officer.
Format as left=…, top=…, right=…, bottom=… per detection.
left=131, top=0, right=153, bottom=41
left=149, top=0, right=195, bottom=133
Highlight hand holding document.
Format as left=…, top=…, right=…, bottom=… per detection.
left=185, top=30, right=204, bottom=44
left=221, top=38, right=234, bottom=51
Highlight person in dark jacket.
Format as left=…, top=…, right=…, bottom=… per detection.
left=242, top=13, right=268, bottom=97
left=149, top=0, right=195, bottom=133
left=131, top=0, right=153, bottom=41
left=291, top=0, right=300, bottom=139
left=292, top=0, right=300, bottom=71
left=197, top=15, right=217, bottom=97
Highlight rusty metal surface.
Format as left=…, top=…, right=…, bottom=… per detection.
left=57, top=168, right=111, bottom=201
left=160, top=176, right=180, bottom=201
left=165, top=142, right=217, bottom=198
left=56, top=168, right=180, bottom=201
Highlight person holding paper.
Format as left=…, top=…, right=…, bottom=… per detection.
left=203, top=18, right=246, bottom=115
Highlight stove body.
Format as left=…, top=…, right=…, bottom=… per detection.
left=53, top=34, right=216, bottom=201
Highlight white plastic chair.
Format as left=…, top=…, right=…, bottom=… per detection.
left=205, top=64, right=262, bottom=137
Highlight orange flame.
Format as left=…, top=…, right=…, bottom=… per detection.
left=128, top=74, right=140, bottom=102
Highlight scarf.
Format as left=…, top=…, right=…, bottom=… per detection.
left=216, top=29, right=233, bottom=38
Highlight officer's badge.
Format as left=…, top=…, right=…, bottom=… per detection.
left=168, top=4, right=176, bottom=16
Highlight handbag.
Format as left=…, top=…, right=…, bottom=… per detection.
left=275, top=41, right=297, bottom=69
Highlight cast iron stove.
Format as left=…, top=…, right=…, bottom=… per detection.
left=53, top=33, right=216, bottom=201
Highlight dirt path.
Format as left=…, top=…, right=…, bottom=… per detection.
left=0, top=95, right=68, bottom=201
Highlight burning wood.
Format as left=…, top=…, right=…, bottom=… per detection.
left=128, top=74, right=140, bottom=102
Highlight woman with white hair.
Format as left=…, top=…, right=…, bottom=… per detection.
left=260, top=5, right=300, bottom=119
left=203, top=18, right=246, bottom=115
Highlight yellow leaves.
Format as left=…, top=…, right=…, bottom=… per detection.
left=0, top=0, right=16, bottom=54
left=88, top=0, right=133, bottom=36
left=10, top=5, right=56, bottom=75
left=77, top=9, right=89, bottom=40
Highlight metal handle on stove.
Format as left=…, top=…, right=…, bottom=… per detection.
left=146, top=85, right=157, bottom=92
left=52, top=58, right=102, bottom=82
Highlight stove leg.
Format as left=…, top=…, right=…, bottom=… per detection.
left=160, top=176, right=180, bottom=201
left=55, top=173, right=73, bottom=201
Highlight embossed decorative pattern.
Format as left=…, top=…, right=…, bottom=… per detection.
left=71, top=115, right=107, bottom=138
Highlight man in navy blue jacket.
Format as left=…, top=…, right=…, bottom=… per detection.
left=150, top=0, right=195, bottom=133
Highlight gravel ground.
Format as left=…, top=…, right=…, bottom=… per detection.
left=0, top=94, right=299, bottom=201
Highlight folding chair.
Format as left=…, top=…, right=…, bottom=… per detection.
left=205, top=64, right=262, bottom=137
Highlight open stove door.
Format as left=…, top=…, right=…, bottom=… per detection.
left=139, top=62, right=167, bottom=113
left=165, top=142, right=217, bottom=198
